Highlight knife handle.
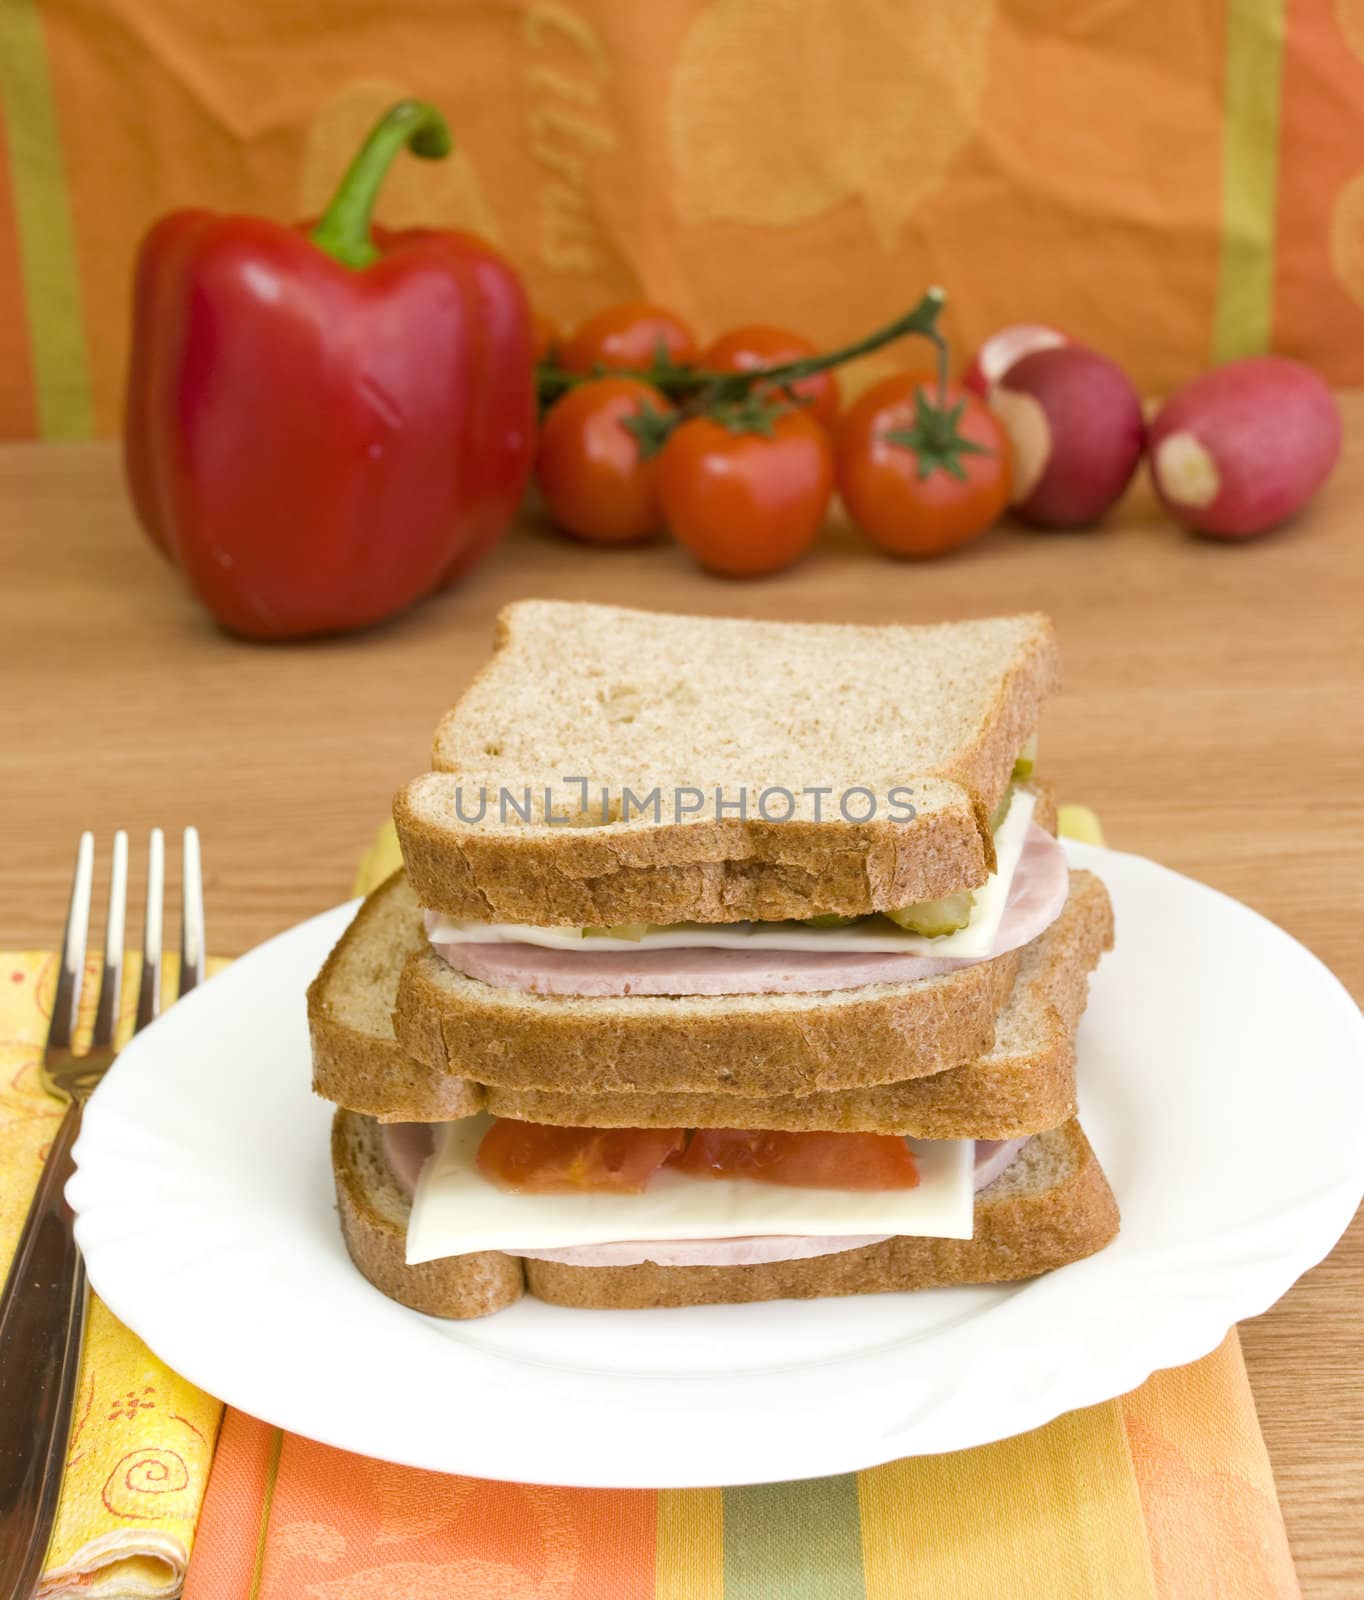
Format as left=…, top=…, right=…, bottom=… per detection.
left=0, top=1099, right=89, bottom=1600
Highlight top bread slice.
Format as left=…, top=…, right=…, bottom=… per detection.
left=395, top=601, right=1061, bottom=925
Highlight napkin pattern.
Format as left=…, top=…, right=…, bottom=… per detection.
left=0, top=951, right=224, bottom=1598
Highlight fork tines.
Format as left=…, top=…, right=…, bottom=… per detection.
left=47, top=828, right=205, bottom=1075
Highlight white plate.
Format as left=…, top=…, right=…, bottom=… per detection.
left=68, top=841, right=1364, bottom=1489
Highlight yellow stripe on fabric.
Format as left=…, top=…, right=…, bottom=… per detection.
left=1057, top=804, right=1106, bottom=848
left=858, top=1402, right=1157, bottom=1600
left=1213, top=0, right=1286, bottom=361
left=353, top=820, right=402, bottom=897
left=0, top=0, right=93, bottom=438
left=655, top=1487, right=723, bottom=1600
left=246, top=1427, right=284, bottom=1600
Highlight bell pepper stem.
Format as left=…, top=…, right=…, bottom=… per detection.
left=311, top=100, right=452, bottom=270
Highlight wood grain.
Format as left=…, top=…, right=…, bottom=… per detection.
left=2, top=437, right=1361, bottom=1591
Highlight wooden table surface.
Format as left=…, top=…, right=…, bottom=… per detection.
left=4, top=435, right=1362, bottom=1590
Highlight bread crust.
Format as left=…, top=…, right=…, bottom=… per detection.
left=394, top=605, right=1061, bottom=925
left=313, top=1015, right=486, bottom=1121
left=312, top=867, right=1108, bottom=1129
left=332, top=1111, right=523, bottom=1318
left=394, top=944, right=1021, bottom=1096
left=389, top=785, right=1057, bottom=1098
left=396, top=783, right=998, bottom=926
left=310, top=792, right=1083, bottom=1119
left=524, top=1120, right=1118, bottom=1310
left=485, top=870, right=1112, bottom=1136
left=307, top=872, right=486, bottom=1121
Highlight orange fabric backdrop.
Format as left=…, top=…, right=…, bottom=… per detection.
left=0, top=0, right=1360, bottom=438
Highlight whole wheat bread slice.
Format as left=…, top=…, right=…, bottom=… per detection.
left=331, top=1113, right=1117, bottom=1317
left=487, top=870, right=1112, bottom=1137
left=332, top=1111, right=522, bottom=1318
left=395, top=939, right=1021, bottom=1096
left=308, top=874, right=486, bottom=1121
left=395, top=602, right=1061, bottom=925
left=310, top=869, right=1110, bottom=1132
left=390, top=788, right=1058, bottom=1099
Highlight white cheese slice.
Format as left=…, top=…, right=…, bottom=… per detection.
left=425, top=789, right=1035, bottom=962
left=405, top=1115, right=975, bottom=1264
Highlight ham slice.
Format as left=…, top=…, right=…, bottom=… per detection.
left=381, top=1127, right=1033, bottom=1270
left=432, top=824, right=1068, bottom=998
left=380, top=1122, right=434, bottom=1197
left=971, top=1137, right=1032, bottom=1191
left=510, top=1233, right=895, bottom=1268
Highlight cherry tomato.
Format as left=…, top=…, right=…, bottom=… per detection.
left=700, top=325, right=839, bottom=430
left=658, top=409, right=834, bottom=577
left=836, top=375, right=1010, bottom=558
left=477, top=1119, right=685, bottom=1194
left=558, top=301, right=698, bottom=374
left=671, top=1129, right=920, bottom=1190
left=532, top=311, right=559, bottom=365
left=536, top=378, right=674, bottom=545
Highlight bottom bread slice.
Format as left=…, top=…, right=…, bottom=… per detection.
left=333, top=1110, right=523, bottom=1318
left=332, top=1110, right=1118, bottom=1318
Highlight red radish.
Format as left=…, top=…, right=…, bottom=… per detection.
left=963, top=323, right=1070, bottom=397
left=989, top=346, right=1144, bottom=527
left=1148, top=356, right=1341, bottom=539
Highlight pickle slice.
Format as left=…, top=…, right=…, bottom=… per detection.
left=1012, top=733, right=1039, bottom=781
left=584, top=922, right=656, bottom=941
left=884, top=891, right=974, bottom=937
left=805, top=913, right=859, bottom=929
left=989, top=788, right=1015, bottom=834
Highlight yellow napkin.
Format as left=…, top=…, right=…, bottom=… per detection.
left=0, top=953, right=224, bottom=1599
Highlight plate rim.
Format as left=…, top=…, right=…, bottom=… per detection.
left=69, top=840, right=1364, bottom=1487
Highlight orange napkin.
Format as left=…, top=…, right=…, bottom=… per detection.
left=184, top=1334, right=1297, bottom=1599
left=182, top=807, right=1300, bottom=1599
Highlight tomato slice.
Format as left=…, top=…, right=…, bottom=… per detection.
left=670, top=1129, right=920, bottom=1190
left=475, top=1119, right=685, bottom=1194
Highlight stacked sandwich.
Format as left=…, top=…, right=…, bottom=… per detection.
left=309, top=601, right=1118, bottom=1318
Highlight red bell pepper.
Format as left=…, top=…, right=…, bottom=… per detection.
left=124, top=100, right=535, bottom=640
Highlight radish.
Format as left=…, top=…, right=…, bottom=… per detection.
left=963, top=323, right=1070, bottom=397
left=1148, top=356, right=1341, bottom=539
left=989, top=346, right=1145, bottom=527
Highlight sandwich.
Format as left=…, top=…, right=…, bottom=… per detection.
left=308, top=601, right=1119, bottom=1317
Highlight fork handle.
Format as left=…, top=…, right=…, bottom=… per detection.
left=0, top=1099, right=89, bottom=1600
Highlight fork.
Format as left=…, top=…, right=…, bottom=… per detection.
left=0, top=828, right=204, bottom=1599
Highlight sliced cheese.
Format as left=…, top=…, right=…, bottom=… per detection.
left=406, top=1115, right=975, bottom=1264
left=427, top=790, right=1034, bottom=962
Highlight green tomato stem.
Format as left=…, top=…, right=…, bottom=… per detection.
left=536, top=286, right=948, bottom=408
